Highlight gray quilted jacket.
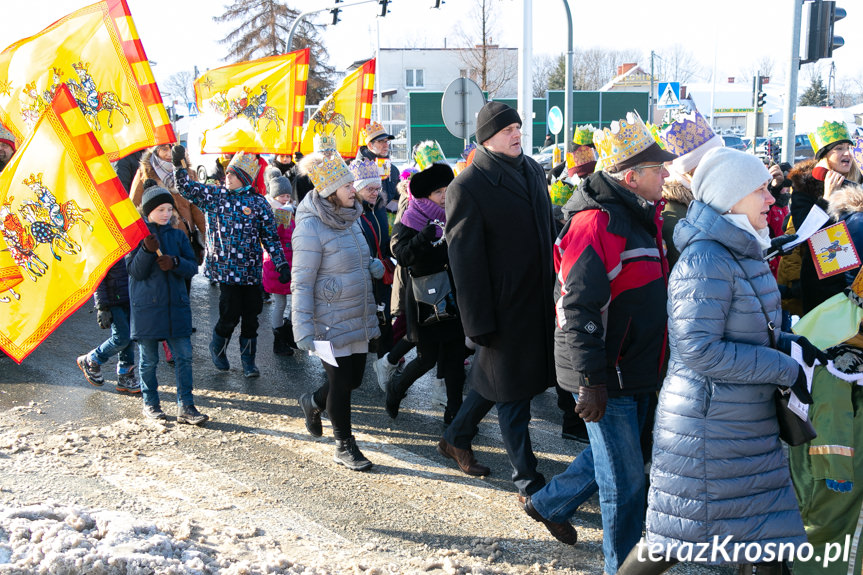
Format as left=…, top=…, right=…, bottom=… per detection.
left=645, top=201, right=806, bottom=561
left=290, top=193, right=380, bottom=348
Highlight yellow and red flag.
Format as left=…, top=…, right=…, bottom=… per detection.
left=299, top=58, right=376, bottom=158
left=0, top=237, right=24, bottom=293
left=0, top=85, right=149, bottom=363
left=808, top=221, right=861, bottom=280
left=0, top=0, right=174, bottom=162
left=195, top=49, right=310, bottom=154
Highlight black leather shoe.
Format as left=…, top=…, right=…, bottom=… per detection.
left=522, top=495, right=577, bottom=545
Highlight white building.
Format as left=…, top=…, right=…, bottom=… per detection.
left=375, top=46, right=518, bottom=104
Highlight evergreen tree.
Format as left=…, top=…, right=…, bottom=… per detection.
left=799, top=76, right=828, bottom=106
left=214, top=0, right=336, bottom=105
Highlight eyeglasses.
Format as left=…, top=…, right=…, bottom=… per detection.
left=634, top=163, right=667, bottom=171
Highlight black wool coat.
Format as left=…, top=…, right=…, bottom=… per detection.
left=445, top=146, right=557, bottom=402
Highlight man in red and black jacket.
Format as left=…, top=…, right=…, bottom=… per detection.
left=522, top=112, right=675, bottom=575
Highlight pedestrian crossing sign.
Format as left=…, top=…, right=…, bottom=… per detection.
left=657, top=82, right=680, bottom=110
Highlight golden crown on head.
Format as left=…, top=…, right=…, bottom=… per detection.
left=313, top=134, right=337, bottom=154
left=349, top=157, right=379, bottom=182
left=362, top=121, right=388, bottom=145
left=809, top=120, right=851, bottom=154
left=308, top=155, right=353, bottom=196
left=593, top=111, right=654, bottom=168
left=573, top=125, right=596, bottom=146
left=227, top=152, right=261, bottom=181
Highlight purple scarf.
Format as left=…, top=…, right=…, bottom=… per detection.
left=400, top=198, right=446, bottom=238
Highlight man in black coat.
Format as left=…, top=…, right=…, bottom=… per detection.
left=439, top=101, right=557, bottom=500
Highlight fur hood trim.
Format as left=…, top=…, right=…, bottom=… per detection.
left=662, top=181, right=694, bottom=206
left=828, top=185, right=863, bottom=219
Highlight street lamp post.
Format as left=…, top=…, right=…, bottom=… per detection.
left=561, top=0, right=573, bottom=150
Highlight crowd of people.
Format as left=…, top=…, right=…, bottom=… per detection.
left=4, top=98, right=863, bottom=574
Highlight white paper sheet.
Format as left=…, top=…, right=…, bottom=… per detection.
left=311, top=340, right=338, bottom=367
left=783, top=205, right=830, bottom=250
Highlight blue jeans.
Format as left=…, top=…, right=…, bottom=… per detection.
left=531, top=393, right=650, bottom=575
left=92, top=306, right=134, bottom=372
left=138, top=337, right=194, bottom=408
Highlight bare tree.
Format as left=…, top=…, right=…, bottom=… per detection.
left=453, top=0, right=518, bottom=97
left=532, top=54, right=558, bottom=97
left=165, top=71, right=194, bottom=106
left=214, top=0, right=336, bottom=104
left=833, top=75, right=863, bottom=107
left=654, top=44, right=706, bottom=83
left=739, top=56, right=776, bottom=84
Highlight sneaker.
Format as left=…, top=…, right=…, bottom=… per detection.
left=334, top=436, right=373, bottom=471
left=300, top=392, right=323, bottom=437
left=373, top=356, right=398, bottom=392
left=76, top=353, right=104, bottom=386
left=177, top=404, right=209, bottom=425
left=142, top=404, right=167, bottom=420
left=431, top=378, right=447, bottom=407
left=116, top=367, right=140, bottom=394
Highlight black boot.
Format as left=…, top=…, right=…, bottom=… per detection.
left=385, top=378, right=407, bottom=419
left=283, top=320, right=298, bottom=349
left=239, top=337, right=260, bottom=378
left=272, top=326, right=294, bottom=356
left=617, top=541, right=678, bottom=575
left=334, top=436, right=372, bottom=471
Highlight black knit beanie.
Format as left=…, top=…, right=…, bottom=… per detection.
left=141, top=186, right=175, bottom=217
left=475, top=101, right=521, bottom=145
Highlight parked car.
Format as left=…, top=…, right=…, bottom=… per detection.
left=721, top=135, right=747, bottom=151
left=531, top=143, right=566, bottom=173
left=755, top=134, right=814, bottom=164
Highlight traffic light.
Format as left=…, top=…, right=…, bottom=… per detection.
left=757, top=91, right=766, bottom=109
left=433, top=0, right=444, bottom=6
left=331, top=0, right=342, bottom=25
left=379, top=0, right=390, bottom=16
left=802, top=1, right=846, bottom=63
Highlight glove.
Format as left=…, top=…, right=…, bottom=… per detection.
left=96, top=309, right=112, bottom=329
left=368, top=258, right=385, bottom=280
left=787, top=335, right=829, bottom=367
left=419, top=224, right=439, bottom=243
left=770, top=234, right=798, bottom=255
left=574, top=384, right=608, bottom=422
left=296, top=336, right=314, bottom=352
left=156, top=254, right=176, bottom=271
left=278, top=264, right=291, bottom=284
left=787, top=365, right=814, bottom=405
left=826, top=479, right=853, bottom=493
left=469, top=333, right=494, bottom=347
left=171, top=144, right=186, bottom=168
left=142, top=233, right=159, bottom=253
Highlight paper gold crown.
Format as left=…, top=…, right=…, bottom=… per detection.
left=593, top=112, right=654, bottom=168
left=809, top=121, right=852, bottom=154
left=573, top=125, right=596, bottom=146
left=227, top=152, right=261, bottom=181
left=566, top=145, right=597, bottom=169
left=414, top=140, right=447, bottom=171
left=313, top=134, right=337, bottom=154
left=362, top=121, right=390, bottom=145
left=659, top=109, right=717, bottom=157
left=308, top=155, right=354, bottom=197
left=349, top=157, right=380, bottom=190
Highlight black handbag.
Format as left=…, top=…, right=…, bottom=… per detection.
left=713, top=241, right=817, bottom=446
left=409, top=268, right=457, bottom=326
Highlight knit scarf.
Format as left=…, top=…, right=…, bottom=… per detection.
left=400, top=197, right=446, bottom=238
left=309, top=190, right=362, bottom=231
left=150, top=153, right=175, bottom=190
left=723, top=213, right=772, bottom=251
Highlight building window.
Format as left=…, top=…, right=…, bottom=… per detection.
left=405, top=68, right=424, bottom=88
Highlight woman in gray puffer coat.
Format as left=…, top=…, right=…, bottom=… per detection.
left=292, top=152, right=383, bottom=472
left=618, top=148, right=825, bottom=575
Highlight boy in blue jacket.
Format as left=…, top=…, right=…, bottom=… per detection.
left=127, top=186, right=207, bottom=424
left=171, top=146, right=289, bottom=377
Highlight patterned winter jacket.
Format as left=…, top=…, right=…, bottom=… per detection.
left=175, top=167, right=286, bottom=285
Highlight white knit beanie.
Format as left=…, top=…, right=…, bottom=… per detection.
left=691, top=147, right=771, bottom=214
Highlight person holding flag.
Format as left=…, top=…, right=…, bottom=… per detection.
left=171, top=146, right=290, bottom=378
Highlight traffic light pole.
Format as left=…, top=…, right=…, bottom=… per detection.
left=287, top=0, right=379, bottom=50
left=782, top=0, right=803, bottom=165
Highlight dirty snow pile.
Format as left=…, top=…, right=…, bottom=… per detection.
left=0, top=503, right=305, bottom=575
